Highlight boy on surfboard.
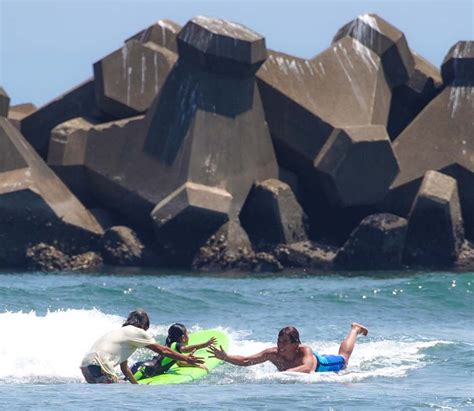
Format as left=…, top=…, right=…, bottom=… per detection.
left=208, top=322, right=368, bottom=373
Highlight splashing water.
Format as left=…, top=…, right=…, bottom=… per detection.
left=0, top=308, right=447, bottom=385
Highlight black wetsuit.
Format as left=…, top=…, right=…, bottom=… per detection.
left=131, top=342, right=184, bottom=377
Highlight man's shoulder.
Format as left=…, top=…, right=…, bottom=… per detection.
left=299, top=344, right=314, bottom=354
left=122, top=325, right=153, bottom=340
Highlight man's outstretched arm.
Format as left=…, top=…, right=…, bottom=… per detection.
left=147, top=343, right=204, bottom=366
left=207, top=345, right=273, bottom=366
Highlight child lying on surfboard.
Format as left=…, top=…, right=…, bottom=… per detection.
left=131, top=323, right=217, bottom=378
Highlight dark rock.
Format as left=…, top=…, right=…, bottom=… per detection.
left=101, top=226, right=145, bottom=266
left=251, top=252, right=283, bottom=272
left=274, top=241, right=337, bottom=270
left=334, top=213, right=408, bottom=270
left=26, top=243, right=70, bottom=271
left=94, top=40, right=177, bottom=118
left=404, top=171, right=464, bottom=266
left=314, top=125, right=399, bottom=207
left=0, top=87, right=10, bottom=117
left=193, top=241, right=282, bottom=272
left=192, top=221, right=253, bottom=271
left=240, top=179, right=307, bottom=247
left=456, top=240, right=474, bottom=271
left=220, top=220, right=253, bottom=250
left=26, top=243, right=102, bottom=271
left=69, top=251, right=103, bottom=271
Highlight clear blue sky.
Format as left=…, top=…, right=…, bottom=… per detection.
left=1, top=0, right=473, bottom=106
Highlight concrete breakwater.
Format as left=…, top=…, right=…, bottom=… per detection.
left=1, top=14, right=473, bottom=272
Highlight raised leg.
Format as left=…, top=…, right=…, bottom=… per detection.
left=338, top=322, right=368, bottom=365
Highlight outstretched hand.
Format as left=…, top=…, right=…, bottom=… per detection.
left=186, top=354, right=205, bottom=365
left=207, top=344, right=227, bottom=360
left=206, top=337, right=218, bottom=348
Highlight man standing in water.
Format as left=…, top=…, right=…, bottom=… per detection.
left=80, top=310, right=204, bottom=384
left=208, top=322, right=368, bottom=373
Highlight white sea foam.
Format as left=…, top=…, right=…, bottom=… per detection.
left=0, top=309, right=168, bottom=383
left=0, top=309, right=450, bottom=384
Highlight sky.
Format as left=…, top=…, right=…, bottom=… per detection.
left=1, top=0, right=473, bottom=106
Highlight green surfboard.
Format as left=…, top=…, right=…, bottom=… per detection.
left=136, top=329, right=229, bottom=385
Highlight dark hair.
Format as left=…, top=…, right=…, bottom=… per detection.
left=122, top=310, right=150, bottom=330
left=278, top=326, right=301, bottom=344
left=166, top=323, right=187, bottom=346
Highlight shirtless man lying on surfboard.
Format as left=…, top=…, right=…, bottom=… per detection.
left=208, top=322, right=368, bottom=373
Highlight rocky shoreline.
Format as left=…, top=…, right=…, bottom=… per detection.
left=1, top=14, right=472, bottom=273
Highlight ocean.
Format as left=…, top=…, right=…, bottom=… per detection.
left=0, top=269, right=472, bottom=410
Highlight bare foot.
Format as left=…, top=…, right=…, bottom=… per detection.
left=351, top=322, right=368, bottom=336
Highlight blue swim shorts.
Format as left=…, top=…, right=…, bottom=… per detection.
left=314, top=353, right=346, bottom=372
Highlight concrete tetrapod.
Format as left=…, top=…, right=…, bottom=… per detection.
left=93, top=40, right=177, bottom=118
left=239, top=179, right=308, bottom=247
left=0, top=87, right=10, bottom=117
left=151, top=182, right=232, bottom=262
left=0, top=117, right=103, bottom=267
left=22, top=21, right=180, bottom=160
left=257, top=13, right=406, bottom=209
left=389, top=41, right=474, bottom=239
left=334, top=213, right=408, bottom=270
left=127, top=19, right=182, bottom=53
left=7, top=103, right=36, bottom=130
left=387, top=51, right=442, bottom=140
left=50, top=17, right=277, bottom=260
left=21, top=79, right=110, bottom=159
left=47, top=117, right=94, bottom=205
left=403, top=171, right=464, bottom=266
left=332, top=13, right=414, bottom=88
left=314, top=125, right=399, bottom=207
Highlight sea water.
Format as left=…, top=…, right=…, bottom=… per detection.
left=0, top=270, right=472, bottom=410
